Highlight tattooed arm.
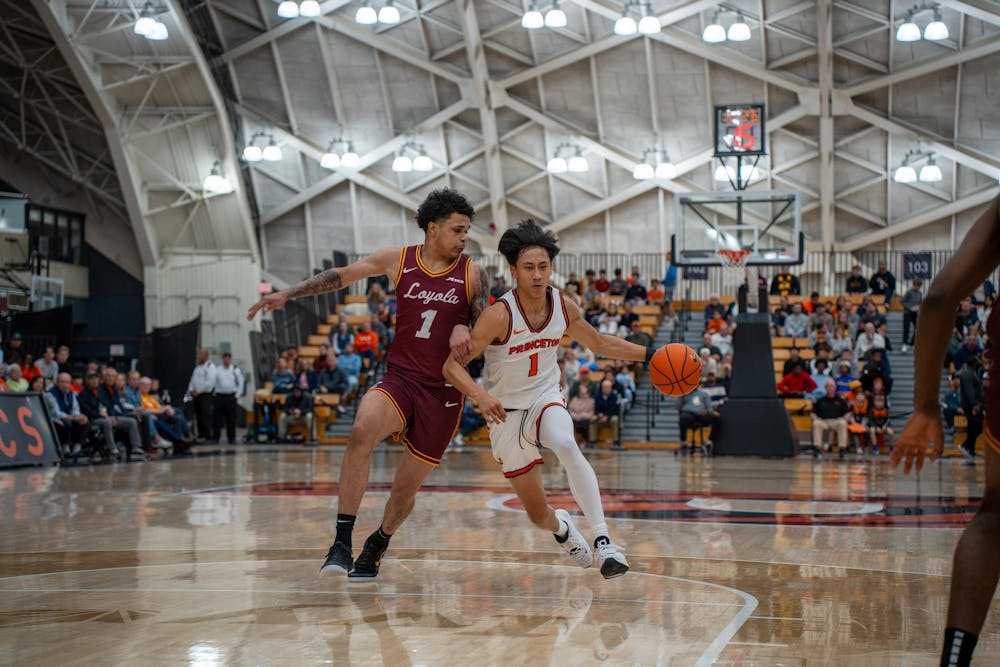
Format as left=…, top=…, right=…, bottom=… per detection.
left=247, top=247, right=400, bottom=321
left=450, top=261, right=491, bottom=363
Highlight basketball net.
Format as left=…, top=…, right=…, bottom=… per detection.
left=718, top=249, right=759, bottom=309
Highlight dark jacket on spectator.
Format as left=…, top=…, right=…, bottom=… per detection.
left=284, top=391, right=313, bottom=414
left=812, top=395, right=850, bottom=420
left=845, top=274, right=868, bottom=294
left=318, top=367, right=349, bottom=395
left=770, top=272, right=801, bottom=296
left=594, top=390, right=620, bottom=419
left=77, top=388, right=104, bottom=420
left=960, top=364, right=984, bottom=413
left=624, top=283, right=646, bottom=302
left=869, top=270, right=896, bottom=297
left=98, top=384, right=128, bottom=416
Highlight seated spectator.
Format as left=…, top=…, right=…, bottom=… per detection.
left=625, top=321, right=653, bottom=350
left=900, top=279, right=923, bottom=352
left=806, top=360, right=831, bottom=401
left=647, top=279, right=665, bottom=306
left=598, top=303, right=622, bottom=335
left=845, top=265, right=868, bottom=294
left=279, top=385, right=314, bottom=440
left=808, top=302, right=834, bottom=333
left=941, top=375, right=963, bottom=433
left=624, top=276, right=647, bottom=303
left=703, top=295, right=727, bottom=323
left=271, top=357, right=295, bottom=394
left=6, top=364, right=27, bottom=392
left=855, top=323, right=885, bottom=359
left=628, top=264, right=646, bottom=287
left=868, top=393, right=893, bottom=453
left=562, top=349, right=581, bottom=386
left=946, top=326, right=965, bottom=370
left=150, top=377, right=170, bottom=404
left=55, top=345, right=71, bottom=374
left=582, top=269, right=598, bottom=302
left=810, top=347, right=833, bottom=375
left=332, top=321, right=354, bottom=355
left=367, top=281, right=386, bottom=315
left=860, top=302, right=887, bottom=330
left=618, top=302, right=639, bottom=333
left=802, top=292, right=821, bottom=314
left=777, top=362, right=817, bottom=397
left=338, top=343, right=363, bottom=394
left=678, top=381, right=719, bottom=452
left=20, top=354, right=39, bottom=383
left=317, top=354, right=349, bottom=414
left=35, top=346, right=59, bottom=389
left=770, top=268, right=801, bottom=296
left=783, top=348, right=804, bottom=377
left=293, top=358, right=317, bottom=393
left=711, top=323, right=733, bottom=357
left=584, top=299, right=604, bottom=327
left=568, top=381, right=597, bottom=447
left=313, top=344, right=330, bottom=373
left=594, top=269, right=610, bottom=294
left=958, top=297, right=980, bottom=333
left=563, top=281, right=583, bottom=307
left=369, top=313, right=392, bottom=355
left=138, top=376, right=193, bottom=448
left=771, top=302, right=787, bottom=333
left=869, top=260, right=896, bottom=303
left=983, top=295, right=994, bottom=335
left=45, top=372, right=88, bottom=458
left=4, top=332, right=23, bottom=365
left=829, top=325, right=853, bottom=356
left=568, top=365, right=596, bottom=399
left=860, top=348, right=893, bottom=395
left=78, top=372, right=144, bottom=462
left=574, top=343, right=596, bottom=367
left=808, top=323, right=829, bottom=350
left=614, top=363, right=636, bottom=411
left=952, top=333, right=982, bottom=371
left=718, top=353, right=733, bottom=390
left=784, top=303, right=809, bottom=338
left=699, top=347, right=719, bottom=378
left=701, top=371, right=727, bottom=410
left=833, top=361, right=857, bottom=395
left=490, top=274, right=509, bottom=303
left=353, top=321, right=380, bottom=370
left=609, top=268, right=628, bottom=296
left=592, top=379, right=621, bottom=448
left=706, top=309, right=726, bottom=335
left=70, top=374, right=83, bottom=394
left=106, top=368, right=169, bottom=451
left=810, top=378, right=852, bottom=454
left=847, top=391, right=870, bottom=452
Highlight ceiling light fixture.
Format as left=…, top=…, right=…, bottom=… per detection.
left=299, top=0, right=321, bottom=17
left=378, top=0, right=400, bottom=24
left=637, top=4, right=661, bottom=35
left=355, top=1, right=377, bottom=24
left=522, top=1, right=544, bottom=29
left=262, top=136, right=282, bottom=162
left=277, top=1, right=300, bottom=19
left=895, top=4, right=948, bottom=42
left=203, top=161, right=234, bottom=194
left=894, top=147, right=943, bottom=183
left=545, top=1, right=567, bottom=28
left=924, top=9, right=948, bottom=40
left=727, top=12, right=751, bottom=41
left=134, top=3, right=156, bottom=36
left=548, top=142, right=587, bottom=173
left=702, top=12, right=726, bottom=43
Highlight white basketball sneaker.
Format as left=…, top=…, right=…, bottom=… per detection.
left=594, top=538, right=629, bottom=579
left=554, top=508, right=593, bottom=568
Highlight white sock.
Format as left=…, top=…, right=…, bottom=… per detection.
left=539, top=407, right=611, bottom=541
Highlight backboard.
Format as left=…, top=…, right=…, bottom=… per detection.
left=671, top=190, right=802, bottom=267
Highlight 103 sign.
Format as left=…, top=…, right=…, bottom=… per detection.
left=903, top=252, right=932, bottom=280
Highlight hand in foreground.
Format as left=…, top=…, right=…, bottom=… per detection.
left=247, top=291, right=290, bottom=321
left=475, top=392, right=506, bottom=426
left=891, top=410, right=945, bottom=474
left=449, top=325, right=473, bottom=364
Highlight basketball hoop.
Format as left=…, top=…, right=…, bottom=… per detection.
left=717, top=249, right=756, bottom=289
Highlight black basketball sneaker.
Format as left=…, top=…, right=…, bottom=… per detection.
left=319, top=542, right=353, bottom=576
left=348, top=532, right=389, bottom=581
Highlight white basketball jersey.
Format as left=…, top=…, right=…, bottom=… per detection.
left=482, top=286, right=568, bottom=410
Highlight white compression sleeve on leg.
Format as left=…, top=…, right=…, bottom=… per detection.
left=538, top=406, right=609, bottom=540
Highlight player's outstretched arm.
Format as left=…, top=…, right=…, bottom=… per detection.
left=450, top=261, right=493, bottom=363
left=893, top=194, right=1000, bottom=474
left=247, top=246, right=400, bottom=321
left=564, top=298, right=651, bottom=364
left=442, top=303, right=509, bottom=425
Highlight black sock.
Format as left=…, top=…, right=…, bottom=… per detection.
left=594, top=535, right=610, bottom=549
left=941, top=627, right=978, bottom=667
left=553, top=519, right=569, bottom=543
left=335, top=513, right=356, bottom=548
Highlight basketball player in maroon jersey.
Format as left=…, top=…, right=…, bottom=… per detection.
left=893, top=194, right=1000, bottom=666
left=247, top=189, right=490, bottom=580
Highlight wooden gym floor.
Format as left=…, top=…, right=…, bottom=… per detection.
left=1, top=445, right=998, bottom=666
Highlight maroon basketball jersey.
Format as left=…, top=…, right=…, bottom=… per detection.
left=388, top=245, right=473, bottom=385
left=986, top=306, right=1000, bottom=437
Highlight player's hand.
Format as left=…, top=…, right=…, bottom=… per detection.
left=449, top=325, right=473, bottom=364
left=247, top=291, right=290, bottom=321
left=891, top=409, right=945, bottom=474
left=476, top=392, right=505, bottom=425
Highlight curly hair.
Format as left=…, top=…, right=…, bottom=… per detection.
left=415, top=188, right=475, bottom=231
left=498, top=219, right=560, bottom=266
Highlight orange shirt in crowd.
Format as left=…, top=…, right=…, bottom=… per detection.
left=706, top=318, right=724, bottom=334
left=70, top=379, right=83, bottom=393
left=354, top=330, right=379, bottom=354
left=20, top=364, right=39, bottom=382
left=140, top=393, right=162, bottom=411
left=647, top=288, right=664, bottom=304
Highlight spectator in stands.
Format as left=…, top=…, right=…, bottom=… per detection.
left=699, top=347, right=719, bottom=378
left=771, top=301, right=788, bottom=334
left=706, top=309, right=725, bottom=335
left=35, top=346, right=58, bottom=389
left=838, top=348, right=859, bottom=376
left=583, top=269, right=598, bottom=302
left=27, top=374, right=43, bottom=394
left=878, top=321, right=893, bottom=353
left=647, top=279, right=664, bottom=307
left=859, top=302, right=885, bottom=330
left=834, top=309, right=856, bottom=342
left=808, top=302, right=834, bottom=333
left=186, top=348, right=216, bottom=440
left=719, top=353, right=733, bottom=390
left=959, top=356, right=984, bottom=459
left=568, top=365, right=595, bottom=400
left=704, top=295, right=727, bottom=323
left=4, top=332, right=23, bottom=366
left=614, top=362, right=636, bottom=411
left=563, top=281, right=582, bottom=307
left=663, top=252, right=678, bottom=304
left=55, top=345, right=70, bottom=374
left=593, top=379, right=621, bottom=449
left=855, top=322, right=885, bottom=359
left=583, top=299, right=603, bottom=327
left=150, top=377, right=169, bottom=405
left=138, top=377, right=192, bottom=451
left=619, top=302, right=639, bottom=333
left=332, top=321, right=354, bottom=355
left=353, top=321, right=379, bottom=372
left=782, top=347, right=803, bottom=377
left=678, top=380, right=719, bottom=452
left=808, top=323, right=829, bottom=350
left=609, top=268, right=628, bottom=296
left=366, top=282, right=386, bottom=315
left=19, top=354, right=39, bottom=383
left=568, top=380, right=597, bottom=448
left=869, top=260, right=896, bottom=303
left=702, top=371, right=727, bottom=410
left=860, top=348, right=893, bottom=395
left=6, top=364, right=27, bottom=392
left=806, top=360, right=831, bottom=401
left=953, top=333, right=983, bottom=371
left=313, top=344, right=330, bottom=372
left=833, top=361, right=857, bottom=395
left=845, top=265, right=868, bottom=294
left=624, top=274, right=646, bottom=304
left=900, top=279, right=923, bottom=353
left=958, top=297, right=980, bottom=333
left=941, top=375, right=962, bottom=434
left=784, top=303, right=809, bottom=338
left=566, top=271, right=583, bottom=295
left=711, top=323, right=733, bottom=357
left=369, top=313, right=391, bottom=356
left=594, top=269, right=610, bottom=294
left=490, top=275, right=508, bottom=304
left=777, top=362, right=816, bottom=398
left=810, top=348, right=833, bottom=376
left=45, top=372, right=87, bottom=459
left=868, top=394, right=893, bottom=454
left=87, top=371, right=146, bottom=461
left=318, top=353, right=349, bottom=415
left=293, top=358, right=317, bottom=393
left=597, top=303, right=622, bottom=336
left=562, top=348, right=580, bottom=386
left=279, top=385, right=314, bottom=441
left=271, top=357, right=295, bottom=394
left=770, top=268, right=801, bottom=296
left=629, top=265, right=646, bottom=287
left=574, top=343, right=596, bottom=367
left=338, top=343, right=363, bottom=395
left=76, top=373, right=120, bottom=462
left=983, top=295, right=994, bottom=335
left=801, top=292, right=819, bottom=314
left=811, top=378, right=852, bottom=455
left=105, top=367, right=169, bottom=451
left=626, top=320, right=653, bottom=351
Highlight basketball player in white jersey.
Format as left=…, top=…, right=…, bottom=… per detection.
left=443, top=220, right=657, bottom=579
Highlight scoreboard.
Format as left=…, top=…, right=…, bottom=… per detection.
left=714, top=104, right=766, bottom=157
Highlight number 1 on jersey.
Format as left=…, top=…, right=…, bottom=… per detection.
left=528, top=352, right=539, bottom=377
left=415, top=309, right=437, bottom=339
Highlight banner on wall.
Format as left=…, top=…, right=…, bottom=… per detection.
left=0, top=393, right=60, bottom=468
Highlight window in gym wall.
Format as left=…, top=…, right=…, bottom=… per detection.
left=26, top=205, right=85, bottom=266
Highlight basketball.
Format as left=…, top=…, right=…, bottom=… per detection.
left=648, top=343, right=703, bottom=396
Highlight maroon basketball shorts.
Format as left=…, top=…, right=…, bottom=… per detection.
left=369, top=370, right=463, bottom=466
